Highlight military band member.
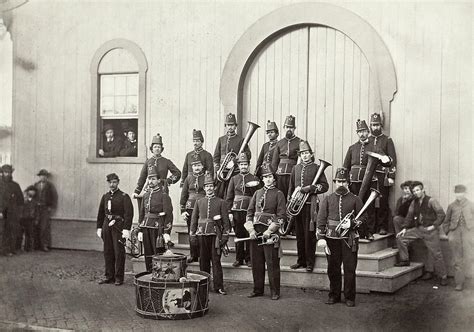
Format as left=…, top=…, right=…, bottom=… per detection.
left=288, top=141, right=329, bottom=272
left=180, top=129, right=214, bottom=186
left=133, top=133, right=181, bottom=199
left=213, top=113, right=251, bottom=199
left=317, top=168, right=366, bottom=307
left=137, top=168, right=174, bottom=272
left=99, top=124, right=123, bottom=158
left=245, top=163, right=286, bottom=300
left=368, top=113, right=397, bottom=235
left=119, top=127, right=138, bottom=157
left=180, top=155, right=206, bottom=263
left=96, top=173, right=133, bottom=285
left=271, top=115, right=302, bottom=198
left=343, top=119, right=376, bottom=240
left=190, top=173, right=230, bottom=295
left=1, top=165, right=24, bottom=256
left=34, top=169, right=58, bottom=251
left=226, top=152, right=261, bottom=267
left=255, top=121, right=279, bottom=178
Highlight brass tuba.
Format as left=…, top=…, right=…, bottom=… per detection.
left=216, top=121, right=260, bottom=182
left=358, top=151, right=383, bottom=199
left=336, top=188, right=381, bottom=237
left=281, top=159, right=332, bottom=235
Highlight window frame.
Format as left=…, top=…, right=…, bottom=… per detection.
left=87, top=39, right=148, bottom=164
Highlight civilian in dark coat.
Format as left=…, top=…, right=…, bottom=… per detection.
left=34, top=169, right=58, bottom=251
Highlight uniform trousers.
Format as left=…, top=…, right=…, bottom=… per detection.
left=198, top=235, right=224, bottom=291
left=142, top=228, right=166, bottom=272
left=16, top=217, right=35, bottom=251
left=397, top=226, right=447, bottom=277
left=275, top=174, right=290, bottom=198
left=38, top=206, right=51, bottom=249
left=102, top=220, right=126, bottom=282
left=447, top=226, right=473, bottom=286
left=349, top=182, right=376, bottom=237
left=185, top=209, right=200, bottom=260
left=295, top=204, right=316, bottom=268
left=326, top=238, right=358, bottom=301
left=232, top=211, right=250, bottom=263
left=250, top=240, right=280, bottom=296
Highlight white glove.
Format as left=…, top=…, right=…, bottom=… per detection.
left=380, top=155, right=391, bottom=164
left=137, top=232, right=143, bottom=242
left=340, top=219, right=351, bottom=230
left=132, top=193, right=139, bottom=199
left=228, top=214, right=234, bottom=222
left=122, top=229, right=130, bottom=239
left=249, top=231, right=258, bottom=240
left=96, top=228, right=102, bottom=239
left=163, top=233, right=171, bottom=243
left=181, top=212, right=190, bottom=220
left=262, top=230, right=272, bottom=239
left=317, top=239, right=327, bottom=247
left=396, top=228, right=406, bottom=238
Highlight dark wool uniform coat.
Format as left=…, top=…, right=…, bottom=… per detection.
left=180, top=172, right=206, bottom=213
left=271, top=136, right=302, bottom=175
left=181, top=149, right=214, bottom=183
left=255, top=140, right=278, bottom=177
left=190, top=196, right=231, bottom=237
left=102, top=137, right=123, bottom=158
left=213, top=133, right=251, bottom=172
left=96, top=189, right=134, bottom=230
left=225, top=172, right=261, bottom=212
left=134, top=156, right=181, bottom=195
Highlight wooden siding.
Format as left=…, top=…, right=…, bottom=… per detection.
left=10, top=0, right=472, bottom=223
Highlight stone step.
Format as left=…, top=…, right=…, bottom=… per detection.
left=131, top=257, right=423, bottom=293
left=168, top=244, right=398, bottom=272
left=175, top=228, right=393, bottom=255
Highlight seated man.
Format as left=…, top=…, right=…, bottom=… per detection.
left=392, top=181, right=414, bottom=234
left=395, top=181, right=448, bottom=286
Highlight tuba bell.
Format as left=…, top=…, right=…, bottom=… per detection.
left=216, top=121, right=260, bottom=182
left=358, top=151, right=383, bottom=199
left=281, top=159, right=332, bottom=235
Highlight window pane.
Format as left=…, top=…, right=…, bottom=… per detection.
left=101, top=76, right=115, bottom=96
left=101, top=96, right=115, bottom=116
left=115, top=76, right=127, bottom=96
left=127, top=75, right=138, bottom=96
left=100, top=73, right=139, bottom=118
left=126, top=96, right=138, bottom=114
left=114, top=96, right=127, bottom=115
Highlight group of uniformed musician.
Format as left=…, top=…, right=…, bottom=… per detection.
left=96, top=111, right=397, bottom=307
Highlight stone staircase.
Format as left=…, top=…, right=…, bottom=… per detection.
left=131, top=223, right=423, bottom=293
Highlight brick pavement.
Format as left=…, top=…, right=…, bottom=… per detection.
left=0, top=250, right=473, bottom=331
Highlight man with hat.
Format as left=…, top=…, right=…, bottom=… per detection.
left=133, top=133, right=181, bottom=199
left=271, top=115, right=302, bottom=198
left=189, top=172, right=230, bottom=295
left=245, top=163, right=286, bottom=300
left=226, top=152, right=261, bottom=267
left=213, top=113, right=251, bottom=198
left=1, top=164, right=24, bottom=256
left=442, top=184, right=474, bottom=291
left=395, top=181, right=448, bottom=286
left=119, top=127, right=138, bottom=157
left=255, top=121, right=279, bottom=178
left=17, top=185, right=39, bottom=252
left=367, top=113, right=397, bottom=235
left=96, top=173, right=134, bottom=285
left=34, top=169, right=58, bottom=251
left=181, top=129, right=214, bottom=186
left=288, top=141, right=329, bottom=272
left=343, top=119, right=376, bottom=240
left=98, top=123, right=123, bottom=158
left=180, top=155, right=206, bottom=263
left=137, top=167, right=174, bottom=272
left=316, top=168, right=366, bottom=307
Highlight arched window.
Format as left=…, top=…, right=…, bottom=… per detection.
left=88, top=39, right=148, bottom=163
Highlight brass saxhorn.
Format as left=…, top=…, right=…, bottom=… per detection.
left=216, top=121, right=260, bottom=182
left=280, top=159, right=332, bottom=235
left=336, top=188, right=381, bottom=237
left=358, top=151, right=382, bottom=199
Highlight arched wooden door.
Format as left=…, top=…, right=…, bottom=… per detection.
left=242, top=26, right=378, bottom=183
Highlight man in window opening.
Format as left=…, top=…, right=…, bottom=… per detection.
left=180, top=129, right=214, bottom=187
left=133, top=133, right=181, bottom=200
left=99, top=124, right=123, bottom=158
left=120, top=127, right=138, bottom=157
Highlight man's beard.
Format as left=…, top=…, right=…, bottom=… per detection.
left=285, top=130, right=294, bottom=139
left=371, top=129, right=382, bottom=136
left=3, top=175, right=12, bottom=182
left=335, top=185, right=349, bottom=195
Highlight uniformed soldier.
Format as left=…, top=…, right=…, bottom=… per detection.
left=343, top=119, right=376, bottom=240
left=368, top=113, right=397, bottom=235
left=213, top=113, right=251, bottom=198
left=96, top=173, right=134, bottom=285
left=271, top=115, right=302, bottom=198
left=1, top=165, right=24, bottom=256
left=181, top=129, right=214, bottom=186
left=226, top=152, right=261, bottom=267
left=189, top=173, right=231, bottom=295
left=288, top=141, right=329, bottom=272
left=245, top=163, right=286, bottom=300
left=133, top=133, right=181, bottom=199
left=255, top=121, right=279, bottom=178
left=137, top=167, right=174, bottom=272
left=119, top=127, right=138, bottom=157
left=34, top=169, right=58, bottom=251
left=316, top=168, right=366, bottom=307
left=98, top=124, right=123, bottom=158
left=180, top=155, right=206, bottom=263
